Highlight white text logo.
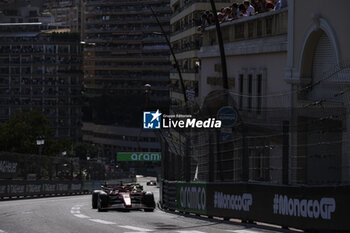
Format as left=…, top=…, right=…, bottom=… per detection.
left=273, top=194, right=336, bottom=220
left=214, top=192, right=252, bottom=211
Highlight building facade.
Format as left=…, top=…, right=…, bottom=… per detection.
left=82, top=0, right=171, bottom=157
left=43, top=0, right=83, bottom=34
left=0, top=0, right=53, bottom=24
left=286, top=0, right=350, bottom=184
left=194, top=8, right=289, bottom=183
left=180, top=0, right=350, bottom=185
left=169, top=0, right=231, bottom=107
left=0, top=23, right=83, bottom=139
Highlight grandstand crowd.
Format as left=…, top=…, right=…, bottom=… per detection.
left=198, top=0, right=287, bottom=30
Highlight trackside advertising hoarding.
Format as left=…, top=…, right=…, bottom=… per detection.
left=176, top=182, right=207, bottom=215
left=116, top=152, right=161, bottom=162
left=168, top=182, right=350, bottom=231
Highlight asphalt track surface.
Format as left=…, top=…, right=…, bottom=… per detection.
left=0, top=177, right=299, bottom=233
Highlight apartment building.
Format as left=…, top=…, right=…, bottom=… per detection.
left=169, top=0, right=231, bottom=107
left=43, top=0, right=82, bottom=34
left=198, top=8, right=289, bottom=183
left=193, top=0, right=350, bottom=185
left=0, top=23, right=83, bottom=138
left=0, top=0, right=53, bottom=24
left=286, top=0, right=350, bottom=184
left=82, top=0, right=171, bottom=159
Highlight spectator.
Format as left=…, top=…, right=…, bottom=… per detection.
left=265, top=0, right=275, bottom=11
left=208, top=13, right=215, bottom=25
left=254, top=0, right=267, bottom=14
left=231, top=3, right=239, bottom=15
left=274, top=0, right=288, bottom=10
left=223, top=7, right=232, bottom=22
left=238, top=3, right=247, bottom=18
left=217, top=12, right=224, bottom=23
left=197, top=13, right=208, bottom=31
left=201, top=13, right=208, bottom=27
left=244, top=0, right=255, bottom=16
left=250, top=0, right=258, bottom=12
left=230, top=3, right=239, bottom=20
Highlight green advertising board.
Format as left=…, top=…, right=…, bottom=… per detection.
left=176, top=182, right=207, bottom=215
left=116, top=152, right=161, bottom=162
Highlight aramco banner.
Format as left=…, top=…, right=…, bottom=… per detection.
left=116, top=152, right=161, bottom=162
left=176, top=182, right=207, bottom=215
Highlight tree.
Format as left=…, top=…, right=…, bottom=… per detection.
left=73, top=142, right=98, bottom=160
left=0, top=110, right=73, bottom=156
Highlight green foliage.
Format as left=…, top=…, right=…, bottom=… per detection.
left=0, top=110, right=73, bottom=156
left=73, top=142, right=98, bottom=160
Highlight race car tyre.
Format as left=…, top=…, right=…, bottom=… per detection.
left=97, top=193, right=108, bottom=212
left=92, top=190, right=100, bottom=209
left=142, top=192, right=155, bottom=208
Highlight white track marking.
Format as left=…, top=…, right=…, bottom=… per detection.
left=119, top=225, right=152, bottom=232
left=70, top=210, right=80, bottom=214
left=89, top=219, right=116, bottom=225
left=124, top=232, right=150, bottom=233
left=74, top=214, right=90, bottom=219
left=0, top=229, right=7, bottom=233
left=176, top=231, right=207, bottom=233
left=226, top=230, right=263, bottom=233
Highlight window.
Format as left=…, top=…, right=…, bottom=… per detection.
left=239, top=74, right=244, bottom=110
left=248, top=74, right=252, bottom=111
left=257, top=74, right=262, bottom=114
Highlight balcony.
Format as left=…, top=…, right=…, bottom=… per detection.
left=173, top=43, right=201, bottom=55
left=170, top=71, right=199, bottom=82
left=85, top=6, right=170, bottom=16
left=171, top=22, right=198, bottom=37
left=202, top=9, right=288, bottom=46
left=86, top=16, right=169, bottom=25
left=86, top=0, right=169, bottom=6
left=172, top=0, right=231, bottom=19
left=84, top=64, right=171, bottom=72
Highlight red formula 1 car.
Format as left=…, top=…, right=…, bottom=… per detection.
left=92, top=183, right=155, bottom=212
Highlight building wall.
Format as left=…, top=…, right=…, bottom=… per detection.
left=286, top=0, right=350, bottom=184
left=82, top=122, right=161, bottom=164
left=288, top=0, right=350, bottom=78
left=0, top=0, right=48, bottom=23
left=82, top=0, right=171, bottom=154
left=193, top=10, right=289, bottom=183
left=199, top=52, right=288, bottom=108
left=0, top=25, right=83, bottom=139
left=169, top=0, right=232, bottom=107
left=44, top=0, right=82, bottom=33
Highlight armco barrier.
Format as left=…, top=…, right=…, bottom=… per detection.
left=162, top=180, right=177, bottom=210
left=161, top=181, right=350, bottom=232
left=0, top=177, right=136, bottom=200
left=0, top=180, right=88, bottom=199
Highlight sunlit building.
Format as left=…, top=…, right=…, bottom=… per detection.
left=43, top=0, right=83, bottom=34
left=0, top=0, right=53, bottom=24
left=169, top=0, right=231, bottom=108
left=81, top=0, right=171, bottom=161
left=0, top=23, right=83, bottom=138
